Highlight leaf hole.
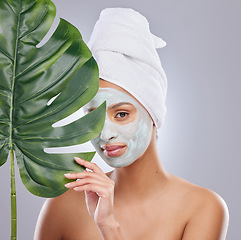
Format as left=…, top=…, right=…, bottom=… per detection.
left=36, top=16, right=59, bottom=48
left=44, top=142, right=94, bottom=154
left=47, top=93, right=61, bottom=106
left=52, top=108, right=85, bottom=128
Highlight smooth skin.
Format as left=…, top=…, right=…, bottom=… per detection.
left=34, top=80, right=229, bottom=240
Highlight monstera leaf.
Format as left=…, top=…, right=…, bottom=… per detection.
left=0, top=0, right=105, bottom=237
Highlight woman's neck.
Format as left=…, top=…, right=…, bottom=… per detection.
left=109, top=134, right=169, bottom=203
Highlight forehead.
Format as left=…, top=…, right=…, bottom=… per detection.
left=99, top=79, right=141, bottom=99
left=88, top=88, right=138, bottom=107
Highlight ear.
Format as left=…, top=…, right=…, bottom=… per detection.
left=152, top=125, right=158, bottom=140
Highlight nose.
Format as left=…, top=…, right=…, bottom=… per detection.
left=100, top=118, right=118, bottom=142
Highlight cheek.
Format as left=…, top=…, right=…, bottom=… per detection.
left=117, top=114, right=141, bottom=140
left=135, top=119, right=151, bottom=145
left=127, top=110, right=153, bottom=150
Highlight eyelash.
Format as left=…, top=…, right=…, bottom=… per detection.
left=115, top=111, right=129, bottom=119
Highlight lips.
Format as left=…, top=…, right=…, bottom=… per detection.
left=101, top=143, right=127, bottom=158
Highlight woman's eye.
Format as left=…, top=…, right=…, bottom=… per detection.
left=115, top=112, right=129, bottom=119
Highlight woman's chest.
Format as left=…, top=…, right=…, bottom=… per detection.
left=64, top=217, right=185, bottom=240
left=63, top=197, right=188, bottom=240
left=63, top=211, right=186, bottom=240
left=114, top=205, right=187, bottom=240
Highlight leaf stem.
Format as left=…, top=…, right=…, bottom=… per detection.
left=10, top=149, right=17, bottom=240
left=9, top=1, right=21, bottom=239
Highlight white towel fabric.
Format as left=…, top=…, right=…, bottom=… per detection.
left=88, top=8, right=167, bottom=129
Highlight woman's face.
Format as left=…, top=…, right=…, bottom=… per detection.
left=85, top=80, right=153, bottom=168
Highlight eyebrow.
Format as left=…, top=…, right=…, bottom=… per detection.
left=109, top=102, right=132, bottom=110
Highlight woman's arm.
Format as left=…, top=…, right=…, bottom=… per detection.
left=182, top=190, right=229, bottom=240
left=65, top=157, right=126, bottom=240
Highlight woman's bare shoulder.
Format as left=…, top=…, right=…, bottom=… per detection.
left=41, top=189, right=83, bottom=213
left=34, top=190, right=90, bottom=240
left=168, top=174, right=229, bottom=239
left=46, top=189, right=91, bottom=223
left=170, top=174, right=228, bottom=211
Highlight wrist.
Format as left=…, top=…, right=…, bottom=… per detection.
left=97, top=218, right=124, bottom=240
left=97, top=216, right=119, bottom=230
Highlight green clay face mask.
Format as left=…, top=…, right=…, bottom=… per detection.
left=86, top=88, right=153, bottom=168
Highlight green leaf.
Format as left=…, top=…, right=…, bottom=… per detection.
left=0, top=0, right=105, bottom=198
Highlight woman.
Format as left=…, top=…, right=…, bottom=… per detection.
left=34, top=8, right=229, bottom=240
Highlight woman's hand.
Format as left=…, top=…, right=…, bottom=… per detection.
left=64, top=157, right=116, bottom=228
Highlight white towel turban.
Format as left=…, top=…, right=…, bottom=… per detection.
left=88, top=8, right=167, bottom=129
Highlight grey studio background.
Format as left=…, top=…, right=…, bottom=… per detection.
left=0, top=0, right=240, bottom=239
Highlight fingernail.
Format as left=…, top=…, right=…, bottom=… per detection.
left=64, top=173, right=71, bottom=177
left=74, top=157, right=81, bottom=160
left=65, top=183, right=71, bottom=188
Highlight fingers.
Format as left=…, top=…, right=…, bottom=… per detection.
left=65, top=174, right=115, bottom=198
left=65, top=157, right=107, bottom=180
left=71, top=183, right=114, bottom=198
left=65, top=175, right=109, bottom=189
left=74, top=157, right=103, bottom=175
left=65, top=170, right=108, bottom=182
left=64, top=157, right=115, bottom=196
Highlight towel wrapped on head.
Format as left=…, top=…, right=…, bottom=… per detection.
left=88, top=8, right=168, bottom=129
